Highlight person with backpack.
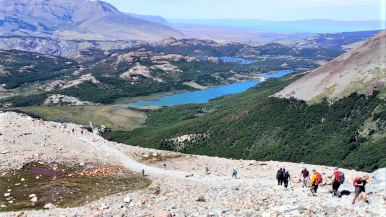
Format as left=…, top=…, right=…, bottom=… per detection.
left=309, top=169, right=323, bottom=196
left=300, top=167, right=310, bottom=188
left=232, top=169, right=238, bottom=178
left=283, top=170, right=291, bottom=188
left=332, top=167, right=345, bottom=197
left=205, top=167, right=210, bottom=175
left=276, top=168, right=284, bottom=186
left=352, top=175, right=370, bottom=204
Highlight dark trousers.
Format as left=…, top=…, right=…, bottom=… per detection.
left=284, top=179, right=289, bottom=188
left=332, top=181, right=341, bottom=196
left=311, top=184, right=318, bottom=194
left=278, top=179, right=283, bottom=185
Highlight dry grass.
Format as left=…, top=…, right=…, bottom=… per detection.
left=14, top=106, right=147, bottom=131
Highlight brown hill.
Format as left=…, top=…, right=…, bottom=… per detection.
left=276, top=30, right=386, bottom=102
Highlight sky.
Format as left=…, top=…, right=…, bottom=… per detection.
left=103, top=0, right=386, bottom=21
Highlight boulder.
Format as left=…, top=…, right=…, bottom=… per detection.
left=154, top=211, right=172, bottom=217
left=324, top=206, right=336, bottom=215
left=124, top=196, right=132, bottom=203
left=30, top=197, right=38, bottom=202
left=197, top=196, right=206, bottom=202
left=292, top=178, right=301, bottom=183
left=44, top=203, right=56, bottom=210
left=367, top=168, right=386, bottom=194
left=14, top=212, right=27, bottom=217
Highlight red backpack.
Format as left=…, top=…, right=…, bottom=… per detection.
left=353, top=177, right=362, bottom=187
left=315, top=173, right=323, bottom=185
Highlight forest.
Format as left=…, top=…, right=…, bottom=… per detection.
left=105, top=76, right=386, bottom=172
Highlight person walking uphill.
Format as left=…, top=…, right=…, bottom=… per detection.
left=310, top=169, right=323, bottom=196
left=283, top=170, right=291, bottom=188
left=232, top=169, right=238, bottom=178
left=300, top=167, right=310, bottom=188
left=277, top=168, right=284, bottom=186
left=332, top=167, right=345, bottom=197
left=353, top=175, right=370, bottom=204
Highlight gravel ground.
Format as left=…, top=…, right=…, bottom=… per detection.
left=0, top=112, right=385, bottom=217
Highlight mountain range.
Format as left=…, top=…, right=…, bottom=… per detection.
left=0, top=0, right=183, bottom=40
left=169, top=19, right=386, bottom=33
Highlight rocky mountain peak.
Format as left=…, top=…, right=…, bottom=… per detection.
left=1, top=0, right=184, bottom=40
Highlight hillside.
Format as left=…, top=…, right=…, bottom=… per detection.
left=0, top=0, right=183, bottom=41
left=276, top=30, right=386, bottom=102
left=0, top=39, right=344, bottom=106
left=107, top=74, right=386, bottom=173
left=0, top=112, right=385, bottom=216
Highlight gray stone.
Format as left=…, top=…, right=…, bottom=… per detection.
left=324, top=206, right=336, bottom=215
left=367, top=168, right=386, bottom=194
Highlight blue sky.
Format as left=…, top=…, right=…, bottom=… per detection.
left=103, top=0, right=386, bottom=21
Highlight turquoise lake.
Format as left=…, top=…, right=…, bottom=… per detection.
left=126, top=70, right=294, bottom=108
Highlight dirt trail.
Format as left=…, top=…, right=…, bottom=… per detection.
left=78, top=136, right=264, bottom=188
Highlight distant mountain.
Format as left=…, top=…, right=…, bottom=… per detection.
left=279, top=30, right=383, bottom=51
left=128, top=13, right=170, bottom=25
left=276, top=30, right=386, bottom=101
left=0, top=0, right=183, bottom=41
left=168, top=19, right=386, bottom=33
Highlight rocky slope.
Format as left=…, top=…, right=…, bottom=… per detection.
left=0, top=37, right=148, bottom=63
left=0, top=112, right=385, bottom=217
left=276, top=30, right=386, bottom=102
left=0, top=0, right=183, bottom=41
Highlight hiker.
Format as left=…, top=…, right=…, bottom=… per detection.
left=232, top=169, right=237, bottom=178
left=163, top=163, right=166, bottom=170
left=283, top=170, right=291, bottom=188
left=142, top=169, right=145, bottom=176
left=332, top=167, right=345, bottom=197
left=310, top=169, right=323, bottom=196
left=300, top=167, right=310, bottom=188
left=276, top=168, right=284, bottom=186
left=205, top=167, right=210, bottom=175
left=352, top=175, right=370, bottom=204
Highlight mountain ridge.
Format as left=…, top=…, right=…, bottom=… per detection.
left=276, top=30, right=386, bottom=101
left=0, top=0, right=184, bottom=41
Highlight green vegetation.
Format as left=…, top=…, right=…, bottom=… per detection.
left=106, top=77, right=386, bottom=172
left=0, top=50, right=77, bottom=89
left=0, top=162, right=150, bottom=212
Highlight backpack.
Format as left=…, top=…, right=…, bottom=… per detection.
left=314, top=173, right=323, bottom=185
left=277, top=170, right=283, bottom=179
left=353, top=177, right=362, bottom=187
left=233, top=170, right=237, bottom=175
left=338, top=172, right=345, bottom=184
